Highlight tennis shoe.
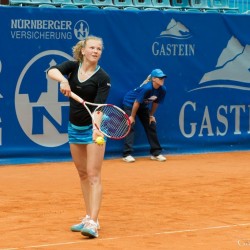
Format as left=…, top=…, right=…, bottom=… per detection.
left=81, top=219, right=99, bottom=238
left=123, top=155, right=135, bottom=163
left=71, top=216, right=100, bottom=232
left=150, top=154, right=166, bottom=162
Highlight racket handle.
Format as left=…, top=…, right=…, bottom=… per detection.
left=70, top=92, right=84, bottom=104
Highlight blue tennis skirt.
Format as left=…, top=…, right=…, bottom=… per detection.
left=68, top=122, right=94, bottom=144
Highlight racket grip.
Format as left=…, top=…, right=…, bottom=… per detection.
left=70, top=92, right=84, bottom=104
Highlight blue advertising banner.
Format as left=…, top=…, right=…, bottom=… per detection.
left=0, top=6, right=250, bottom=164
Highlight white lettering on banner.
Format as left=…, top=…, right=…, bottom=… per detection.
left=11, top=31, right=72, bottom=40
left=152, top=42, right=195, bottom=56
left=179, top=101, right=250, bottom=138
left=10, top=19, right=89, bottom=41
left=11, top=19, right=72, bottom=30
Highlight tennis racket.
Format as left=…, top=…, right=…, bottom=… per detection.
left=70, top=92, right=131, bottom=140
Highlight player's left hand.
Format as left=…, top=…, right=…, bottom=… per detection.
left=92, top=129, right=104, bottom=141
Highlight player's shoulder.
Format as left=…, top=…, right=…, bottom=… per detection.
left=48, top=60, right=78, bottom=72
left=98, top=67, right=109, bottom=78
left=95, top=67, right=111, bottom=88
left=140, top=81, right=152, bottom=90
left=59, top=60, right=78, bottom=69
left=66, top=60, right=79, bottom=68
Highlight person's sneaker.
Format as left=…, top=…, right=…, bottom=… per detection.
left=81, top=219, right=99, bottom=238
left=150, top=154, right=166, bottom=162
left=71, top=216, right=100, bottom=232
left=123, top=155, right=135, bottom=163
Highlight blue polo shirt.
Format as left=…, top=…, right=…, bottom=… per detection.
left=123, top=82, right=166, bottom=108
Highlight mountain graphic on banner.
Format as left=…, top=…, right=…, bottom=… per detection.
left=200, top=36, right=250, bottom=84
left=160, top=19, right=192, bottom=39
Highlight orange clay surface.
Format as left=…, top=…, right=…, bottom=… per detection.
left=0, top=151, right=250, bottom=250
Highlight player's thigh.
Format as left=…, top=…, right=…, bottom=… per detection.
left=70, top=144, right=87, bottom=168
left=138, top=107, right=150, bottom=124
left=86, top=143, right=106, bottom=172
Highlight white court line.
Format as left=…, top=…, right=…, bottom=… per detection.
left=1, top=222, right=250, bottom=250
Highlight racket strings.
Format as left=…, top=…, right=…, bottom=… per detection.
left=95, top=106, right=130, bottom=139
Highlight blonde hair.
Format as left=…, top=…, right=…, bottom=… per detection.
left=140, top=74, right=151, bottom=87
left=72, top=36, right=104, bottom=63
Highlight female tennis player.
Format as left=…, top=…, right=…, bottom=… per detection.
left=47, top=36, right=111, bottom=238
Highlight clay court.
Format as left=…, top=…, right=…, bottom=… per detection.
left=0, top=151, right=250, bottom=250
